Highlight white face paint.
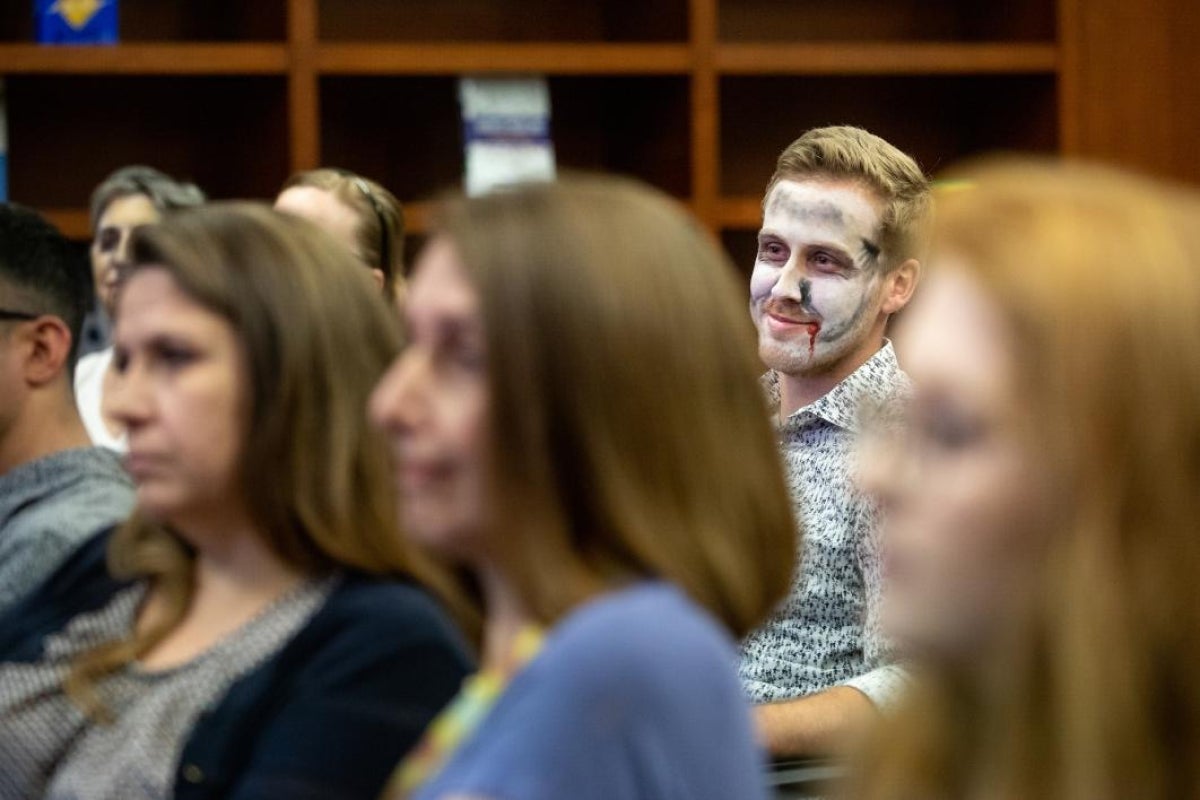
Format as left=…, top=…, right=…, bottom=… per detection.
left=750, top=179, right=886, bottom=377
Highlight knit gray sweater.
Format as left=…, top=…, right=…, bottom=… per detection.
left=0, top=447, right=134, bottom=615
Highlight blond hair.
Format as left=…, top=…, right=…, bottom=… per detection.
left=67, top=204, right=473, bottom=717
left=768, top=125, right=931, bottom=268
left=282, top=168, right=405, bottom=295
left=852, top=159, right=1200, bottom=800
left=434, top=176, right=798, bottom=638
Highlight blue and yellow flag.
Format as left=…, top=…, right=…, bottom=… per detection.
left=36, top=0, right=118, bottom=45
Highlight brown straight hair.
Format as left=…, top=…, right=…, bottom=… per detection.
left=433, top=176, right=798, bottom=638
left=67, top=204, right=474, bottom=716
left=850, top=160, right=1200, bottom=800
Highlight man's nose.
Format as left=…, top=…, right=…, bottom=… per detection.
left=770, top=262, right=805, bottom=303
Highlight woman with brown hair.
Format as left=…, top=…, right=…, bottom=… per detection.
left=371, top=176, right=798, bottom=800
left=854, top=159, right=1200, bottom=799
left=0, top=204, right=472, bottom=799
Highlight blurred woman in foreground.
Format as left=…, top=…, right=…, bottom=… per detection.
left=0, top=204, right=472, bottom=799
left=857, top=160, right=1200, bottom=799
left=371, top=176, right=798, bottom=800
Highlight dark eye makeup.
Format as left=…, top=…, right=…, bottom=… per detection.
left=96, top=228, right=122, bottom=254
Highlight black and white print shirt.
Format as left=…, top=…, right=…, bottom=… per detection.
left=740, top=342, right=910, bottom=708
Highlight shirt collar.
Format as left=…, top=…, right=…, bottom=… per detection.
left=765, top=341, right=910, bottom=434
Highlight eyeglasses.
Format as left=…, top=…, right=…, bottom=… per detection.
left=0, top=309, right=38, bottom=322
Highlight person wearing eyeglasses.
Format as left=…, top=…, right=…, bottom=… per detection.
left=0, top=203, right=134, bottom=615
left=275, top=168, right=406, bottom=307
left=77, top=166, right=207, bottom=451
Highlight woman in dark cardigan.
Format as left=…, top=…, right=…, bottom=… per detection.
left=0, top=204, right=473, bottom=799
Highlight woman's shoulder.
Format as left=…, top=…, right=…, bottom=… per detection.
left=555, top=582, right=732, bottom=650
left=430, top=585, right=760, bottom=800
left=205, top=574, right=473, bottom=725
left=301, top=573, right=472, bottom=656
left=534, top=582, right=738, bottom=697
left=323, top=573, right=453, bottom=621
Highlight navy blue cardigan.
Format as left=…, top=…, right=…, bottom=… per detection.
left=0, top=531, right=474, bottom=799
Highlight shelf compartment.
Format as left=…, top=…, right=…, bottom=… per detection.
left=716, top=42, right=1058, bottom=75
left=317, top=0, right=688, bottom=43
left=320, top=74, right=691, bottom=205
left=38, top=208, right=91, bottom=240
left=5, top=75, right=289, bottom=214
left=718, top=0, right=1056, bottom=43
left=0, top=44, right=288, bottom=74
left=317, top=43, right=692, bottom=75
left=720, top=228, right=761, bottom=283
left=718, top=74, right=1059, bottom=200
left=716, top=197, right=766, bottom=230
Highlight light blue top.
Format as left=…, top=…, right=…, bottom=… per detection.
left=414, top=582, right=769, bottom=800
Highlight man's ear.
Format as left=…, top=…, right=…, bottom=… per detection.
left=22, top=317, right=74, bottom=387
left=881, top=258, right=920, bottom=316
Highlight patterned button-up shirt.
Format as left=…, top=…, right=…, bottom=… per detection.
left=740, top=342, right=910, bottom=708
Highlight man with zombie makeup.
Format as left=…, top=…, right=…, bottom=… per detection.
left=739, top=126, right=930, bottom=757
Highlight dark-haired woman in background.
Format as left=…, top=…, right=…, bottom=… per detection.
left=373, top=177, right=798, bottom=800
left=0, top=204, right=472, bottom=799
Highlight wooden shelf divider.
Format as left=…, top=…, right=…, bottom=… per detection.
left=716, top=42, right=1059, bottom=75
left=316, top=43, right=692, bottom=75
left=716, top=196, right=764, bottom=230
left=39, top=208, right=92, bottom=240
left=287, top=0, right=321, bottom=172
left=0, top=43, right=289, bottom=74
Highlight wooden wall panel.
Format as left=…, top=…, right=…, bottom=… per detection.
left=1061, top=0, right=1200, bottom=185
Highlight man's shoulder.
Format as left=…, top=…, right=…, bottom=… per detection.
left=3, top=445, right=130, bottom=484
left=0, top=447, right=133, bottom=537
left=38, top=448, right=131, bottom=507
left=843, top=342, right=909, bottom=402
left=805, top=343, right=909, bottom=431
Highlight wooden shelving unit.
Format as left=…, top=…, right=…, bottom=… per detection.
left=715, top=43, right=1058, bottom=75
left=0, top=43, right=289, bottom=74
left=317, top=44, right=694, bottom=75
left=3, top=0, right=1193, bottom=269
